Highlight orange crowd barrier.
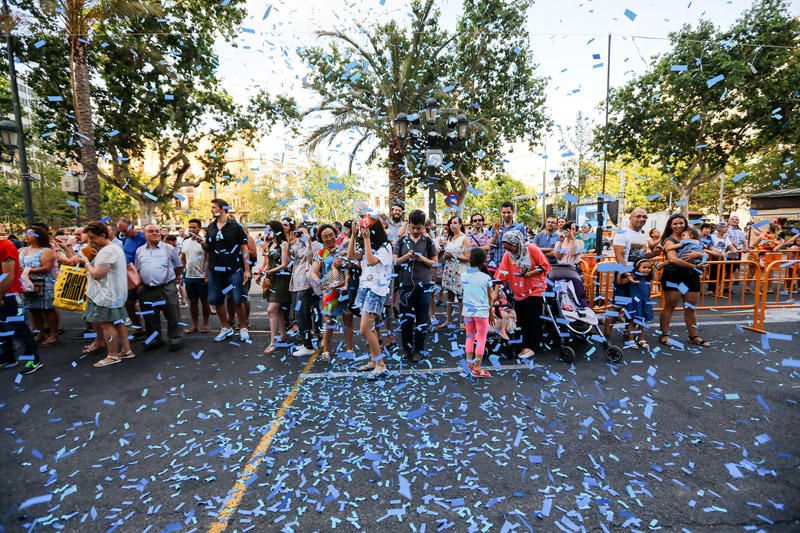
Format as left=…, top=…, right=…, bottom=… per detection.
left=750, top=258, right=800, bottom=332
left=584, top=258, right=764, bottom=329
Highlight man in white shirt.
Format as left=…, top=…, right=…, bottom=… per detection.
left=180, top=219, right=210, bottom=333
left=604, top=208, right=659, bottom=337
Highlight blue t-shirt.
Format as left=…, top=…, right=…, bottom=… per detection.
left=122, top=231, right=146, bottom=265
left=460, top=269, right=492, bottom=318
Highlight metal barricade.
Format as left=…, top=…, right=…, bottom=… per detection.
left=751, top=258, right=800, bottom=332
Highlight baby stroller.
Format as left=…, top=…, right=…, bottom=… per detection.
left=543, top=264, right=623, bottom=364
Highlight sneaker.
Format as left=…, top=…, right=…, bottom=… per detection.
left=214, top=327, right=235, bottom=342
left=518, top=350, right=535, bottom=360
left=292, top=346, right=315, bottom=357
left=239, top=328, right=251, bottom=343
left=2, top=361, right=19, bottom=370
left=20, top=361, right=44, bottom=375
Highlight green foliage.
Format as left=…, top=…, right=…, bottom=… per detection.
left=247, top=163, right=368, bottom=224
left=462, top=174, right=538, bottom=227
left=0, top=75, right=12, bottom=117
left=600, top=0, right=800, bottom=212
left=17, top=0, right=296, bottom=220
left=300, top=0, right=547, bottom=203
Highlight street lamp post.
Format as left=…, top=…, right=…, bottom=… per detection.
left=394, top=98, right=469, bottom=223
left=2, top=0, right=35, bottom=226
left=553, top=173, right=561, bottom=214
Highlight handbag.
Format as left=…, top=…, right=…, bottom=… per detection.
left=261, top=274, right=272, bottom=297
left=126, top=262, right=142, bottom=290
left=319, top=267, right=345, bottom=292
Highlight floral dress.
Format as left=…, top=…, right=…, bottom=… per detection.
left=20, top=247, right=55, bottom=310
left=317, top=247, right=344, bottom=317
left=441, top=234, right=469, bottom=296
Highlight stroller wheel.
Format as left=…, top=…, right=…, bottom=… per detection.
left=560, top=346, right=576, bottom=364
left=605, top=345, right=623, bottom=362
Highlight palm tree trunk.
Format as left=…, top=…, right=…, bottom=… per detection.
left=387, top=137, right=406, bottom=207
left=71, top=41, right=101, bottom=221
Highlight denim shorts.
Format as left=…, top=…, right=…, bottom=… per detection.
left=184, top=277, right=208, bottom=301
left=208, top=270, right=244, bottom=307
left=355, top=287, right=387, bottom=316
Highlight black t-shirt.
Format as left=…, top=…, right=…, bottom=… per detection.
left=396, top=234, right=437, bottom=286
left=205, top=219, right=248, bottom=274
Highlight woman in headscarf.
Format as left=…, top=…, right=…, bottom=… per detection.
left=494, top=230, right=551, bottom=359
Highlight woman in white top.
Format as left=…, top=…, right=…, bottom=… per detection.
left=76, top=222, right=133, bottom=368
left=438, top=215, right=470, bottom=329
left=350, top=216, right=394, bottom=380
left=554, top=221, right=584, bottom=269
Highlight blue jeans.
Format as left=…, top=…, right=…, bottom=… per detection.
left=398, top=284, right=432, bottom=355
left=208, top=269, right=244, bottom=307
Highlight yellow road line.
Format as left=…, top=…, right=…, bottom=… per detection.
left=208, top=353, right=317, bottom=533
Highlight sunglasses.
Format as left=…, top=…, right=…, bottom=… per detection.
left=471, top=218, right=483, bottom=223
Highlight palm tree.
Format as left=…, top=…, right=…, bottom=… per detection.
left=45, top=0, right=159, bottom=220
left=302, top=0, right=461, bottom=206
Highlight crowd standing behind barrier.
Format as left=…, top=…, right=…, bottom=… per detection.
left=1, top=202, right=798, bottom=377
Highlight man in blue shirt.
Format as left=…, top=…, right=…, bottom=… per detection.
left=486, top=201, right=525, bottom=272
left=117, top=217, right=147, bottom=334
left=532, top=217, right=560, bottom=264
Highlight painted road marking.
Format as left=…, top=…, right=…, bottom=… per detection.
left=208, top=352, right=318, bottom=533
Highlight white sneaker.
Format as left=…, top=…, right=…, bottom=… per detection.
left=292, top=346, right=315, bottom=357
left=239, top=328, right=251, bottom=343
left=518, top=350, right=535, bottom=359
left=214, top=327, right=234, bottom=342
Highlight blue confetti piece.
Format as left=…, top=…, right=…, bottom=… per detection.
left=174, top=193, right=186, bottom=201
left=646, top=193, right=662, bottom=201
left=756, top=394, right=770, bottom=412
left=66, top=200, right=80, bottom=208
left=671, top=64, right=688, bottom=71
left=144, top=331, right=159, bottom=345
left=262, top=4, right=272, bottom=19
left=19, top=494, right=52, bottom=511
left=707, top=74, right=725, bottom=88
left=47, top=96, right=63, bottom=102
left=34, top=40, right=46, bottom=48
left=143, top=191, right=158, bottom=201
left=407, top=405, right=427, bottom=420
left=398, top=475, right=412, bottom=500
left=164, top=94, right=174, bottom=100
left=781, top=358, right=800, bottom=368
left=732, top=171, right=748, bottom=182
left=623, top=8, right=637, bottom=21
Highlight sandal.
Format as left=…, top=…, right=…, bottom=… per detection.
left=40, top=336, right=59, bottom=347
left=637, top=340, right=650, bottom=350
left=659, top=335, right=671, bottom=346
left=119, top=350, right=136, bottom=359
left=689, top=335, right=710, bottom=347
left=262, top=345, right=276, bottom=355
left=82, top=343, right=104, bottom=355
left=184, top=328, right=198, bottom=335
left=470, top=366, right=491, bottom=378
left=93, top=355, right=121, bottom=368
left=357, top=362, right=376, bottom=372
left=320, top=352, right=331, bottom=362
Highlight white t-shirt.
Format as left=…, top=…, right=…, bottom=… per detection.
left=86, top=243, right=127, bottom=309
left=710, top=233, right=732, bottom=255
left=612, top=228, right=649, bottom=265
left=360, top=243, right=393, bottom=296
left=461, top=269, right=492, bottom=318
left=180, top=238, right=206, bottom=279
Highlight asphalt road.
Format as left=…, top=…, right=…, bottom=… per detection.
left=1, top=296, right=798, bottom=532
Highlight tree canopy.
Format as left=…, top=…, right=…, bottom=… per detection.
left=300, top=0, right=547, bottom=206
left=599, top=0, right=799, bottom=214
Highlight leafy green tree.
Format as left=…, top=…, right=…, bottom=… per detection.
left=600, top=0, right=800, bottom=215
left=300, top=0, right=547, bottom=206
left=18, top=0, right=295, bottom=222
left=0, top=74, right=12, bottom=117
left=14, top=0, right=161, bottom=220
left=462, top=174, right=538, bottom=227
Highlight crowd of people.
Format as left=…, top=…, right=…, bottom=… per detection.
left=0, top=198, right=797, bottom=378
